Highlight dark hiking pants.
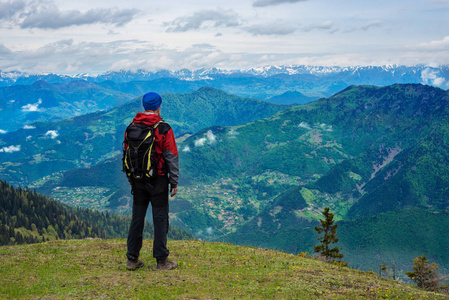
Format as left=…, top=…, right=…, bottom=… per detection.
left=126, top=175, right=170, bottom=261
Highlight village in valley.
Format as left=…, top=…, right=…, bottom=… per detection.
left=169, top=171, right=333, bottom=237
left=28, top=168, right=353, bottom=239
left=51, top=186, right=111, bottom=210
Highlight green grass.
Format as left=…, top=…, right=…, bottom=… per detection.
left=1, top=239, right=448, bottom=299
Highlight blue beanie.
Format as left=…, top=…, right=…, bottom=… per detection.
left=142, top=92, right=162, bottom=111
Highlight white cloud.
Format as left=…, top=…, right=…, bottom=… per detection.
left=1, top=0, right=139, bottom=30
left=303, top=21, right=337, bottom=33
left=23, top=125, right=36, bottom=129
left=253, top=0, right=307, bottom=7
left=26, top=135, right=32, bottom=141
left=194, top=137, right=207, bottom=147
left=320, top=123, right=333, bottom=132
left=194, top=130, right=217, bottom=147
left=361, top=20, right=383, bottom=31
left=1, top=0, right=449, bottom=73
left=21, top=99, right=42, bottom=112
left=0, top=145, right=21, bottom=153
left=0, top=0, right=26, bottom=21
left=0, top=129, right=7, bottom=134
left=417, top=36, right=449, bottom=51
left=206, top=130, right=216, bottom=143
left=299, top=122, right=311, bottom=130
left=421, top=68, right=446, bottom=87
left=244, top=22, right=296, bottom=36
left=45, top=130, right=58, bottom=139
left=228, top=129, right=239, bottom=136
left=299, top=122, right=332, bottom=131
left=182, top=146, right=191, bottom=152
left=165, top=9, right=240, bottom=32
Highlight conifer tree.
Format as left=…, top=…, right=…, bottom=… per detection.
left=406, top=254, right=440, bottom=291
left=314, top=207, right=346, bottom=265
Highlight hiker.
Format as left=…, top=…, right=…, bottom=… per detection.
left=123, top=92, right=179, bottom=271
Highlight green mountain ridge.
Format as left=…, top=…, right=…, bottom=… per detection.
left=267, top=90, right=318, bottom=105
left=0, top=75, right=325, bottom=133
left=29, top=84, right=449, bottom=223
left=216, top=83, right=449, bottom=274
left=347, top=124, right=449, bottom=218
left=0, top=87, right=285, bottom=186
left=0, top=80, right=134, bottom=132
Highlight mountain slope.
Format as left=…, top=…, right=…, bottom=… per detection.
left=178, top=84, right=449, bottom=185
left=347, top=124, right=449, bottom=218
left=304, top=84, right=449, bottom=218
left=0, top=87, right=285, bottom=186
left=225, top=207, right=449, bottom=277
left=267, top=90, right=318, bottom=105
left=34, top=84, right=449, bottom=222
left=1, top=239, right=448, bottom=299
left=0, top=179, right=193, bottom=245
left=0, top=80, right=133, bottom=132
left=338, top=208, right=449, bottom=273
left=217, top=83, right=449, bottom=273
left=0, top=179, right=103, bottom=245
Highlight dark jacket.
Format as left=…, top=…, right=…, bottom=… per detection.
left=124, top=112, right=179, bottom=187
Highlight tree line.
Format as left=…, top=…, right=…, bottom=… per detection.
left=0, top=180, right=193, bottom=246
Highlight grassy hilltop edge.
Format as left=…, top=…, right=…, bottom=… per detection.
left=1, top=238, right=447, bottom=299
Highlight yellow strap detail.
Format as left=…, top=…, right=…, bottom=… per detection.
left=124, top=151, right=130, bottom=170
left=145, top=121, right=162, bottom=173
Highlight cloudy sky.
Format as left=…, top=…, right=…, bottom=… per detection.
left=0, top=0, right=448, bottom=74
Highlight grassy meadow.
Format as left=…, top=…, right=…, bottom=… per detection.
left=1, top=239, right=448, bottom=299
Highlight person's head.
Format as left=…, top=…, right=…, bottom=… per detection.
left=142, top=92, right=162, bottom=113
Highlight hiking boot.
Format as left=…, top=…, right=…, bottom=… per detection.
left=157, top=259, right=178, bottom=270
left=127, top=259, right=144, bottom=271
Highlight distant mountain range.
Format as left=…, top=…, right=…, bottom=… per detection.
left=2, top=64, right=447, bottom=132
left=1, top=64, right=448, bottom=102
left=2, top=65, right=449, bottom=84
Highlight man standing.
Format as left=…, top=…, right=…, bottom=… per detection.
left=124, top=92, right=179, bottom=271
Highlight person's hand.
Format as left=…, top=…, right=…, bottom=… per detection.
left=170, top=186, right=178, bottom=197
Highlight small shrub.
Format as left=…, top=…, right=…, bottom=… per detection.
left=406, top=254, right=440, bottom=291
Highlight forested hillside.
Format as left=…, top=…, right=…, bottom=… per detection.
left=215, top=84, right=449, bottom=274
left=0, top=80, right=133, bottom=132
left=0, top=87, right=285, bottom=186
left=0, top=180, right=193, bottom=246
left=0, top=180, right=102, bottom=245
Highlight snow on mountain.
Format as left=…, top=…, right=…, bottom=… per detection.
left=1, top=65, right=448, bottom=89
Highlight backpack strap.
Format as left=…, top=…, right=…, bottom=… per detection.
left=145, top=121, right=163, bottom=177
